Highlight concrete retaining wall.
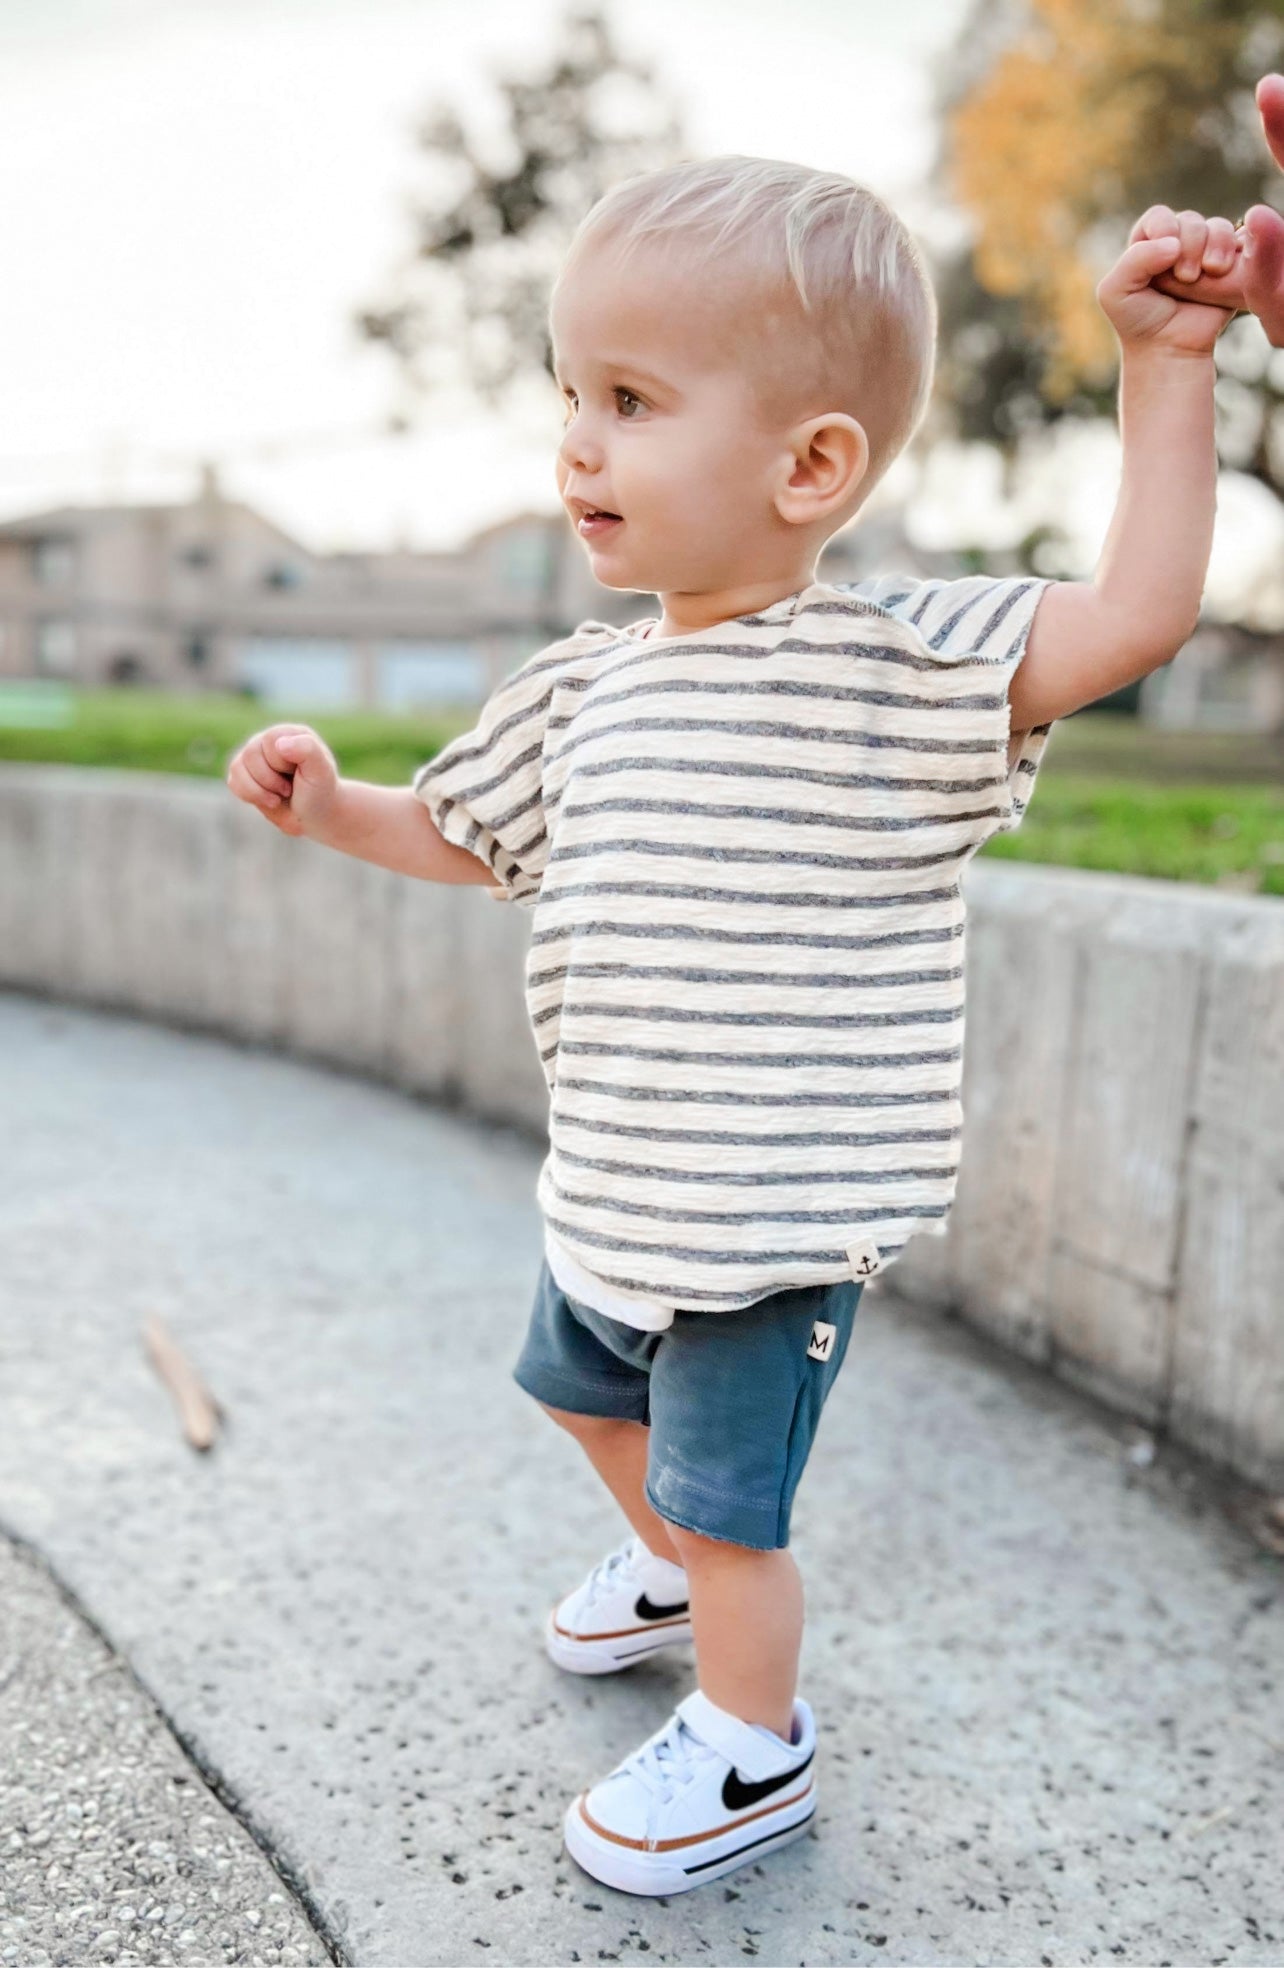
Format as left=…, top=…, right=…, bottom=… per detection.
left=3, top=761, right=1281, bottom=1488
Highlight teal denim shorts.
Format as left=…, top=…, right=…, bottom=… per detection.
left=512, top=1259, right=864, bottom=1550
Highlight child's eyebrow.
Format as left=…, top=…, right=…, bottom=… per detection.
left=553, top=356, right=681, bottom=399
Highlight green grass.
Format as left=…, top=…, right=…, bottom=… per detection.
left=1, top=687, right=1281, bottom=895
left=986, top=775, right=1284, bottom=895
left=986, top=709, right=1284, bottom=896
left=0, top=684, right=472, bottom=785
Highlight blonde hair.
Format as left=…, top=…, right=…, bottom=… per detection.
left=553, top=155, right=938, bottom=507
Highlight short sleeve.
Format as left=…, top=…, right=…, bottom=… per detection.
left=839, top=571, right=1055, bottom=838
left=411, top=642, right=563, bottom=908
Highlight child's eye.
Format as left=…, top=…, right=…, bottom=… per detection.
left=557, top=384, right=643, bottom=422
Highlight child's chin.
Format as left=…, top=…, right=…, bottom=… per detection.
left=586, top=561, right=649, bottom=593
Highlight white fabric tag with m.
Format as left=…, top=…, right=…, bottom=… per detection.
left=807, top=1320, right=837, bottom=1363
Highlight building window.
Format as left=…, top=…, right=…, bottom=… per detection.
left=378, top=643, right=486, bottom=709
left=32, top=536, right=76, bottom=586
left=263, top=561, right=303, bottom=590
left=236, top=638, right=355, bottom=709
left=108, top=651, right=148, bottom=686
left=179, top=542, right=216, bottom=571
left=35, top=620, right=77, bottom=675
left=185, top=634, right=211, bottom=669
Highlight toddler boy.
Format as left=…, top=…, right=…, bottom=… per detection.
left=228, top=159, right=1243, bottom=1898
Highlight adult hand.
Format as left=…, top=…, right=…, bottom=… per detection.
left=1240, top=74, right=1284, bottom=346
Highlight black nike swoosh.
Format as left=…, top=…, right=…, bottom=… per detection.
left=722, top=1747, right=814, bottom=1811
left=633, top=1592, right=690, bottom=1621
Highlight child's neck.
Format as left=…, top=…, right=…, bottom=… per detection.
left=650, top=566, right=817, bottom=643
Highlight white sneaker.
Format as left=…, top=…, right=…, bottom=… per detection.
left=564, top=1688, right=817, bottom=1895
left=545, top=1532, right=693, bottom=1675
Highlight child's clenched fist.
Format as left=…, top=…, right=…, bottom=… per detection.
left=1098, top=205, right=1246, bottom=354
left=226, top=723, right=339, bottom=839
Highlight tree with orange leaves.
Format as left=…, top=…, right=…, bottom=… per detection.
left=934, top=0, right=1284, bottom=498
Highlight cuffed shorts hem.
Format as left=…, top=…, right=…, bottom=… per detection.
left=510, top=1357, right=650, bottom=1425
left=644, top=1475, right=788, bottom=1552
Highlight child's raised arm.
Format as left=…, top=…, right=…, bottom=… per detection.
left=1005, top=206, right=1245, bottom=736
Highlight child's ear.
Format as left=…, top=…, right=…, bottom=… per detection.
left=774, top=414, right=869, bottom=527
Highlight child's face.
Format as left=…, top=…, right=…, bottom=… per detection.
left=549, top=243, right=799, bottom=596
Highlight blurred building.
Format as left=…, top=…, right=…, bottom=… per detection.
left=5, top=468, right=1273, bottom=725
left=1138, top=621, right=1284, bottom=733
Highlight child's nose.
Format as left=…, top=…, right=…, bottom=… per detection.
left=558, top=412, right=603, bottom=475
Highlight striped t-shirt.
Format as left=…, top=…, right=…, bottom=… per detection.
left=412, top=573, right=1053, bottom=1326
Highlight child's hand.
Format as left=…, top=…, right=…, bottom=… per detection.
left=226, top=722, right=340, bottom=839
left=1097, top=206, right=1245, bottom=355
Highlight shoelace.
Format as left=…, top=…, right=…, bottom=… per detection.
left=621, top=1713, right=716, bottom=1806
left=581, top=1536, right=642, bottom=1611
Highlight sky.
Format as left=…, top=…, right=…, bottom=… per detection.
left=1, top=0, right=1281, bottom=620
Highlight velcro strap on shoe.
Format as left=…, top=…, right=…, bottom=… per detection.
left=676, top=1689, right=799, bottom=1781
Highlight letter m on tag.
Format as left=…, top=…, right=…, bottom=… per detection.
left=807, top=1319, right=836, bottom=1363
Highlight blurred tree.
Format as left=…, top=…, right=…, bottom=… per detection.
left=932, top=0, right=1284, bottom=503
left=355, top=6, right=686, bottom=420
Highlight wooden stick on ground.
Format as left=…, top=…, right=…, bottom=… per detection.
left=143, top=1314, right=222, bottom=1451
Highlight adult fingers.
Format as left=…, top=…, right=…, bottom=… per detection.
left=1240, top=203, right=1284, bottom=347
left=1257, top=74, right=1284, bottom=174
left=1148, top=265, right=1245, bottom=311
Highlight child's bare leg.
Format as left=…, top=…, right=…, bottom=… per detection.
left=538, top=1407, right=803, bottom=1738
left=538, top=1404, right=686, bottom=1570
left=664, top=1522, right=802, bottom=1741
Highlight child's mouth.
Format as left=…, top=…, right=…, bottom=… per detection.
left=578, top=509, right=623, bottom=538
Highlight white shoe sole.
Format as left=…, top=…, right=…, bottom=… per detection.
left=544, top=1600, right=694, bottom=1676
left=562, top=1779, right=816, bottom=1894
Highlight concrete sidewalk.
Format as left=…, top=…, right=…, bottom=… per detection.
left=0, top=1530, right=332, bottom=1967
left=1, top=991, right=1280, bottom=1967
